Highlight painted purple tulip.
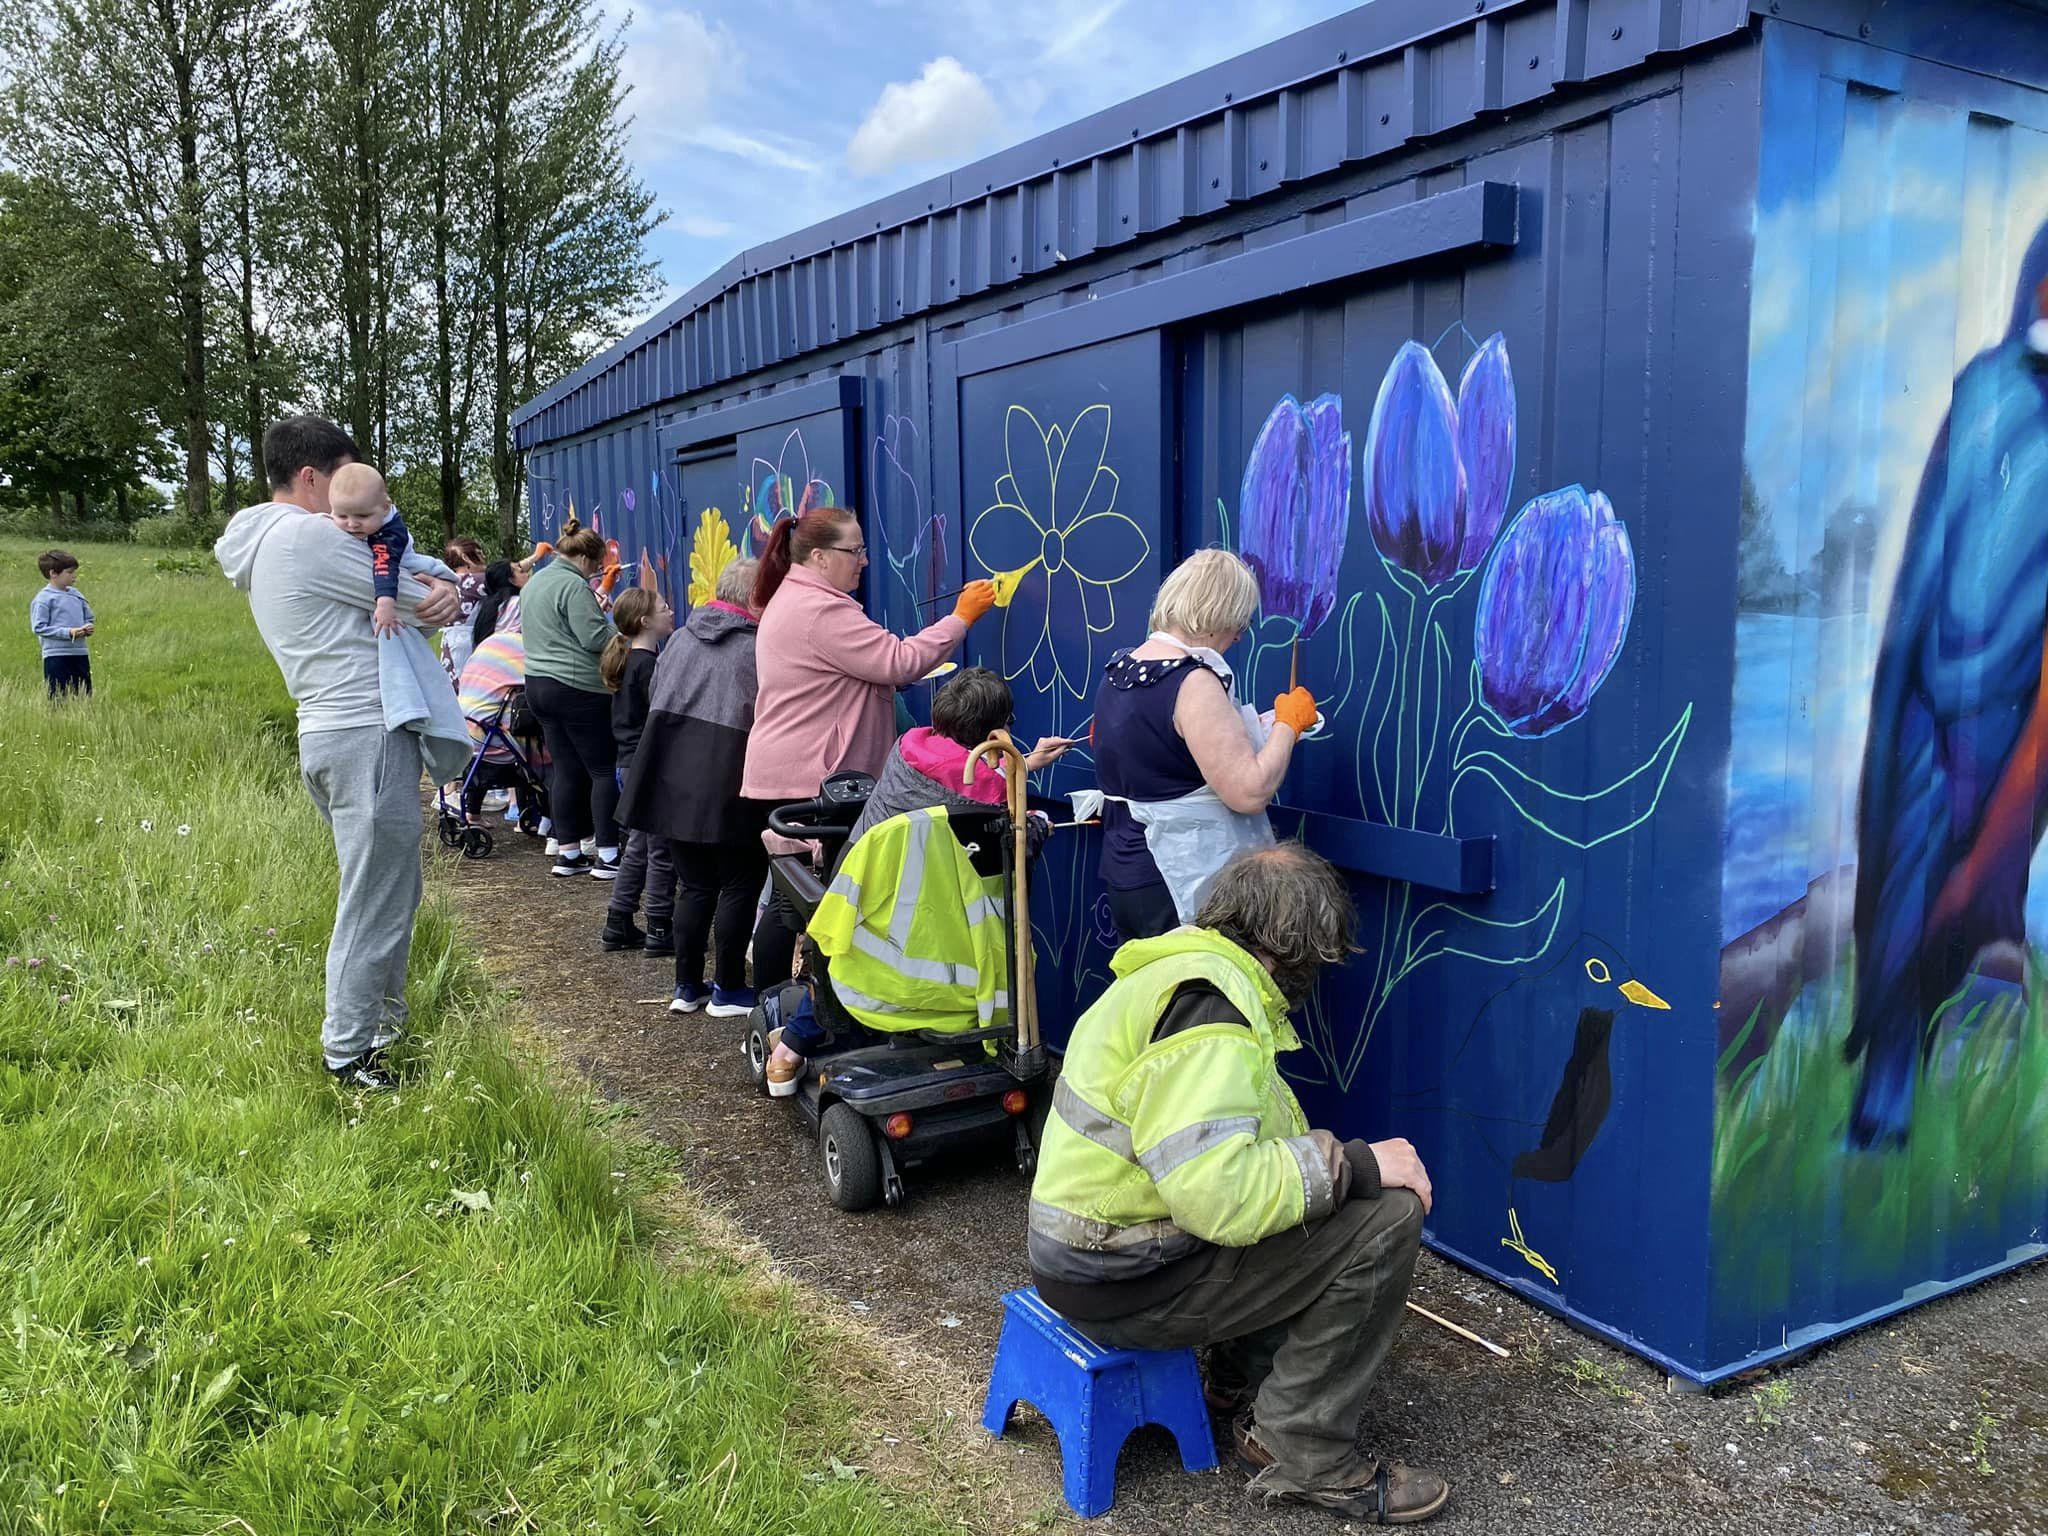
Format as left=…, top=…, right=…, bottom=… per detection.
left=1456, top=332, right=1515, bottom=570
left=622, top=487, right=635, bottom=512
left=1475, top=487, right=1635, bottom=738
left=1364, top=335, right=1518, bottom=586
left=1239, top=392, right=1352, bottom=636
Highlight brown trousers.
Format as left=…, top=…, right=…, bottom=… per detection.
left=1081, top=1188, right=1425, bottom=1490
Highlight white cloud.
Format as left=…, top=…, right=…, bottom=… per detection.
left=846, top=56, right=1001, bottom=176
left=689, top=123, right=824, bottom=174
left=616, top=6, right=743, bottom=162
left=678, top=215, right=736, bottom=238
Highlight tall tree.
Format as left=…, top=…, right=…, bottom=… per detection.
left=418, top=0, right=488, bottom=543
left=470, top=0, right=660, bottom=551
left=1, top=0, right=240, bottom=522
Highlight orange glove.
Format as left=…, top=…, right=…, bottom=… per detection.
left=953, top=579, right=997, bottom=625
left=597, top=562, right=622, bottom=596
left=1273, top=686, right=1318, bottom=736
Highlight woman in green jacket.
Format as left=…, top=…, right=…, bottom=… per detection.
left=521, top=514, right=620, bottom=878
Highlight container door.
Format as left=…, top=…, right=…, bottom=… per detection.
left=672, top=447, right=738, bottom=610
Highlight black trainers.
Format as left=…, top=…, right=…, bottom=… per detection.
left=590, top=852, right=622, bottom=881
left=643, top=923, right=675, bottom=957
left=327, top=1052, right=398, bottom=1091
left=552, top=849, right=591, bottom=878
left=601, top=912, right=646, bottom=951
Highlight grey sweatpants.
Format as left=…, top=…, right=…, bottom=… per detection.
left=300, top=726, right=425, bottom=1067
left=1082, top=1189, right=1425, bottom=1491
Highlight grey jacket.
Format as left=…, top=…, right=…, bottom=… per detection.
left=215, top=502, right=440, bottom=736
left=618, top=601, right=762, bottom=844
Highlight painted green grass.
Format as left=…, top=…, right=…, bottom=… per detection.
left=1712, top=962, right=2048, bottom=1320
left=0, top=541, right=964, bottom=1532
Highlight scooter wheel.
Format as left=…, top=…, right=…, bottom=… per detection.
left=743, top=1013, right=771, bottom=1096
left=820, top=1102, right=882, bottom=1212
left=461, top=826, right=494, bottom=860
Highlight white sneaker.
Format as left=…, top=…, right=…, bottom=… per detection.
left=481, top=789, right=510, bottom=811
left=544, top=838, right=561, bottom=857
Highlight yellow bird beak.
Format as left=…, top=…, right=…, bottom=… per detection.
left=1617, top=979, right=1671, bottom=1010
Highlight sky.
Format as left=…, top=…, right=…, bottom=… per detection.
left=607, top=0, right=1358, bottom=322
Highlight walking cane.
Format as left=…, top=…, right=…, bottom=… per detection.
left=967, top=730, right=1040, bottom=1073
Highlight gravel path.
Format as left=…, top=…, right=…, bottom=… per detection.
left=438, top=823, right=2048, bottom=1535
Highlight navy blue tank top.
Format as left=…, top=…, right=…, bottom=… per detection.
left=1092, top=650, right=1207, bottom=890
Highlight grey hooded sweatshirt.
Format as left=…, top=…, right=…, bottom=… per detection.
left=215, top=501, right=437, bottom=737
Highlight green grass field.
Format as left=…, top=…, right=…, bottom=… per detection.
left=0, top=540, right=979, bottom=1532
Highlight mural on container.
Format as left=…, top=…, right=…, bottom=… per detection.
left=688, top=505, right=740, bottom=606
left=871, top=412, right=947, bottom=627
left=742, top=427, right=834, bottom=556
left=1714, top=85, right=2048, bottom=1331
left=969, top=403, right=1154, bottom=723
left=1244, top=330, right=1692, bottom=1287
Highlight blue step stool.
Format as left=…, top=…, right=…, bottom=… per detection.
left=982, top=1286, right=1217, bottom=1518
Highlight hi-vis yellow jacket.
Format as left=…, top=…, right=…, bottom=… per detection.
left=1028, top=928, right=1338, bottom=1283
left=808, top=806, right=1009, bottom=1034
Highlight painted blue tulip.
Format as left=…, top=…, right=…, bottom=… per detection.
left=1239, top=392, right=1352, bottom=637
left=1474, top=486, right=1635, bottom=738
left=1364, top=335, right=1518, bottom=586
left=1456, top=332, right=1516, bottom=571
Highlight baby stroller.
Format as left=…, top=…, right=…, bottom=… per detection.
left=434, top=691, right=549, bottom=860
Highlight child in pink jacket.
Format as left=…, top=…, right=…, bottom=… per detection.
left=741, top=505, right=996, bottom=989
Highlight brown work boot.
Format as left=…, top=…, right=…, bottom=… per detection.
left=1233, top=1416, right=1449, bottom=1525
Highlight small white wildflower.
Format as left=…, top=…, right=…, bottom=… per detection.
left=519, top=1170, right=532, bottom=1184
left=137, top=1256, right=151, bottom=1268
left=428, top=1159, right=440, bottom=1170
left=236, top=1149, right=249, bottom=1157
left=140, top=819, right=153, bottom=832
left=176, top=824, right=191, bottom=837
left=222, top=1237, right=235, bottom=1246
left=347, top=1116, right=359, bottom=1127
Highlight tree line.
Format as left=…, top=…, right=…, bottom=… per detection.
left=0, top=0, right=661, bottom=550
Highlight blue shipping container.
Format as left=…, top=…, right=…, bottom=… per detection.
left=514, top=0, right=2048, bottom=1383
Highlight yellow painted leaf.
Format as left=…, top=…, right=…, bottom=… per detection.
left=990, top=558, right=1041, bottom=608
left=688, top=507, right=740, bottom=608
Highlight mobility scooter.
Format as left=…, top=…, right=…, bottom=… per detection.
left=743, top=734, right=1052, bottom=1210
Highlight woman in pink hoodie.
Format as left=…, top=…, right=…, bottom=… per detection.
left=741, top=504, right=997, bottom=989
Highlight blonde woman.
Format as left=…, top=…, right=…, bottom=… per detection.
left=1090, top=548, right=1318, bottom=941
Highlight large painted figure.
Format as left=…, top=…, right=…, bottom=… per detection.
left=1848, top=247, right=2048, bottom=1148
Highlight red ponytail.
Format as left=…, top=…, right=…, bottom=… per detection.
left=752, top=505, right=855, bottom=611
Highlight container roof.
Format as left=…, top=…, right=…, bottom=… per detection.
left=515, top=0, right=1761, bottom=446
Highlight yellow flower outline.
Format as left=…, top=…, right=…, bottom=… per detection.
left=968, top=403, right=1151, bottom=700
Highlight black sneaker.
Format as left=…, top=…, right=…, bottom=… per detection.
left=327, top=1052, right=398, bottom=1091
left=552, top=849, right=591, bottom=878
left=590, top=853, right=622, bottom=881
left=601, top=912, right=646, bottom=951
left=643, top=923, right=675, bottom=957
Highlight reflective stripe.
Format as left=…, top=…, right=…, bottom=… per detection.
left=962, top=894, right=1005, bottom=926
left=1053, top=1077, right=1134, bottom=1161
left=887, top=812, right=933, bottom=946
left=830, top=978, right=906, bottom=1015
left=1136, top=1115, right=1261, bottom=1182
left=849, top=925, right=978, bottom=988
left=1283, top=1132, right=1336, bottom=1220
left=1028, top=1197, right=1183, bottom=1253
left=824, top=871, right=862, bottom=908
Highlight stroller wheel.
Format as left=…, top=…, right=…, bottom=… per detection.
left=518, top=803, right=545, bottom=835
left=461, top=826, right=494, bottom=860
left=437, top=815, right=464, bottom=849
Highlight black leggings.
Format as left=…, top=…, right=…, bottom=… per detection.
left=750, top=881, right=800, bottom=994
left=1108, top=880, right=1180, bottom=945
left=670, top=838, right=770, bottom=994
left=525, top=674, right=617, bottom=847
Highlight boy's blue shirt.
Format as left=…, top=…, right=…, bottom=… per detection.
left=29, top=584, right=93, bottom=657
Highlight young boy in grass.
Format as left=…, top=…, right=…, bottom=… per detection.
left=29, top=548, right=94, bottom=697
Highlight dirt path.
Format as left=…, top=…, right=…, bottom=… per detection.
left=438, top=825, right=2048, bottom=1536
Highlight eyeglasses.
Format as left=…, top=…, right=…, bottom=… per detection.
left=826, top=542, right=868, bottom=558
